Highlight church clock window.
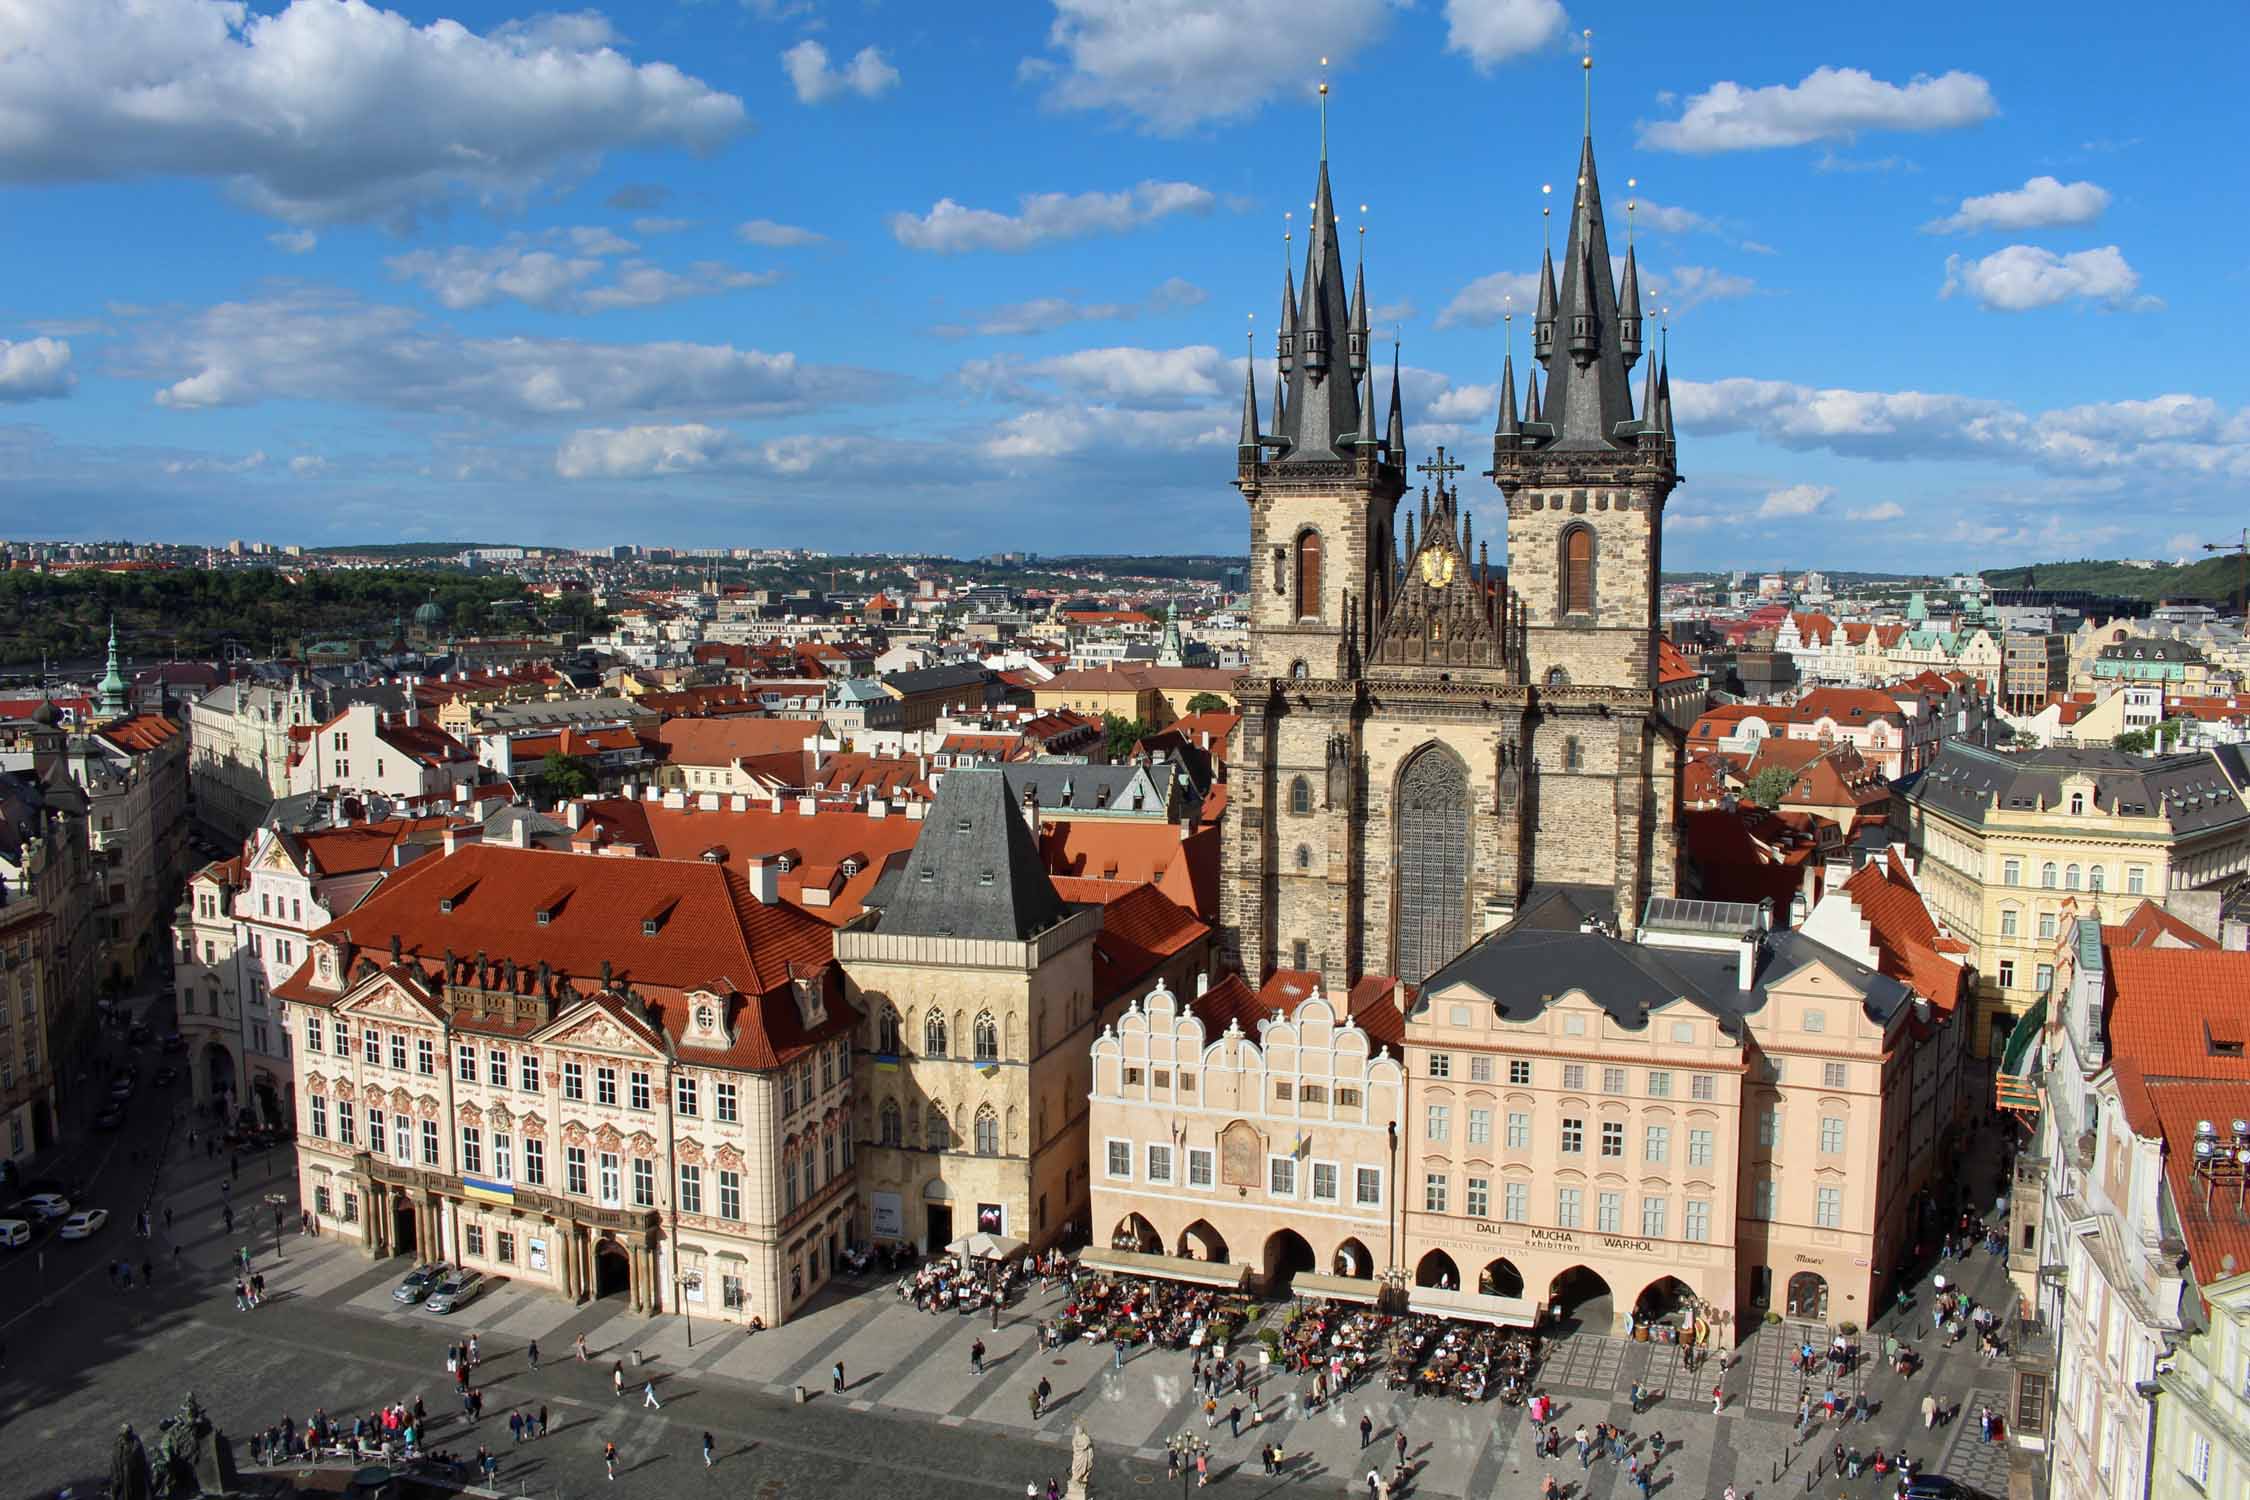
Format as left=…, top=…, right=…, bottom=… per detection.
left=1289, top=776, right=1313, bottom=815
left=1561, top=526, right=1595, bottom=618
left=1294, top=530, right=1324, bottom=621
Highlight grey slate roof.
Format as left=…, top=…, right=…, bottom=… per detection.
left=869, top=765, right=1067, bottom=942
left=1004, top=761, right=1174, bottom=816
left=1904, top=741, right=2250, bottom=835
left=1418, top=922, right=1911, bottom=1034
left=883, top=662, right=991, bottom=699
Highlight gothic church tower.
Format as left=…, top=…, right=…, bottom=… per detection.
left=1223, top=100, right=1680, bottom=994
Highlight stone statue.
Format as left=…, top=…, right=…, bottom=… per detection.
left=149, top=1390, right=234, bottom=1498
left=110, top=1424, right=153, bottom=1500
left=1065, top=1420, right=1095, bottom=1500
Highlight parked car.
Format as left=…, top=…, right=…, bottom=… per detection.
left=17, top=1193, right=70, bottom=1221
left=93, top=1106, right=125, bottom=1132
left=58, top=1208, right=109, bottom=1240
left=1905, top=1479, right=1989, bottom=1500
left=0, top=1219, right=30, bottom=1248
left=423, top=1270, right=486, bottom=1315
left=392, top=1264, right=451, bottom=1304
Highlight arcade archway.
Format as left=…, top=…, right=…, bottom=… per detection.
left=1479, top=1257, right=1525, bottom=1299
left=1547, top=1265, right=1613, bottom=1333
left=1177, top=1219, right=1228, bottom=1263
left=1415, top=1249, right=1460, bottom=1290
left=1111, top=1213, right=1161, bottom=1253
left=1333, top=1237, right=1374, bottom=1278
left=594, top=1241, right=632, bottom=1299
left=1263, top=1229, right=1316, bottom=1293
left=1635, top=1275, right=1696, bottom=1323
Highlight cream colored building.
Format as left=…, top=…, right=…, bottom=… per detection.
left=1900, top=741, right=2250, bottom=1056
left=1402, top=894, right=1961, bottom=1334
left=839, top=764, right=1212, bottom=1252
left=275, top=841, right=859, bottom=1328
left=1084, top=973, right=1405, bottom=1298
left=2154, top=1269, right=2250, bottom=1500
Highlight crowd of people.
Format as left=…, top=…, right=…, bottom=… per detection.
left=1051, top=1272, right=1252, bottom=1353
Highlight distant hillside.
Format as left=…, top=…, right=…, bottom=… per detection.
left=1979, top=555, right=2248, bottom=605
left=306, top=542, right=519, bottom=559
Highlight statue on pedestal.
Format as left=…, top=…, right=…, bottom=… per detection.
left=149, top=1391, right=236, bottom=1498
left=1065, top=1420, right=1094, bottom=1500
left=110, top=1424, right=153, bottom=1500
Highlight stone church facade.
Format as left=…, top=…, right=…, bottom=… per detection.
left=1223, top=125, right=1683, bottom=991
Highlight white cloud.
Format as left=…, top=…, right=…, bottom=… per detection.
left=1673, top=376, right=2250, bottom=482
left=889, top=180, right=1214, bottom=254
left=1442, top=0, right=1567, bottom=71
left=130, top=288, right=884, bottom=419
left=163, top=448, right=266, bottom=476
left=781, top=41, right=900, bottom=105
left=566, top=226, right=638, bottom=257
left=0, top=0, right=747, bottom=224
left=0, top=337, right=75, bottom=401
left=557, top=423, right=733, bottom=478
left=1434, top=270, right=1540, bottom=330
left=1757, top=483, right=1832, bottom=517
left=1849, top=499, right=1905, bottom=522
left=1640, top=67, right=1996, bottom=153
left=387, top=236, right=777, bottom=313
left=1652, top=265, right=1757, bottom=313
left=1633, top=199, right=1715, bottom=236
left=1427, top=383, right=1499, bottom=423
left=1924, top=176, right=2109, bottom=234
left=1941, top=245, right=2149, bottom=312
left=936, top=278, right=1207, bottom=338
left=268, top=229, right=318, bottom=255
left=1026, top=0, right=1392, bottom=134
left=288, top=454, right=329, bottom=477
left=1019, top=345, right=1229, bottom=404
left=981, top=402, right=1228, bottom=461
left=737, top=218, right=828, bottom=248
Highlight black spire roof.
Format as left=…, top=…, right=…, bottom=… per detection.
left=1274, top=154, right=1364, bottom=464
left=1541, top=136, right=1637, bottom=451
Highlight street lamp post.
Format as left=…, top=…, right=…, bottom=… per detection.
left=1164, top=1430, right=1207, bottom=1500
left=678, top=1270, right=701, bottom=1349
left=266, top=1195, right=287, bottom=1261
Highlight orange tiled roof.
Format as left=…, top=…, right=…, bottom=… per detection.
left=2104, top=900, right=2220, bottom=951
left=572, top=796, right=922, bottom=925
left=2106, top=946, right=2250, bottom=1136
left=98, top=713, right=183, bottom=752
left=1038, top=821, right=1221, bottom=921
left=1656, top=638, right=1702, bottom=686
left=2145, top=1082, right=2250, bottom=1285
left=652, top=717, right=817, bottom=769
left=1841, top=851, right=1965, bottom=1011
left=296, top=816, right=459, bottom=877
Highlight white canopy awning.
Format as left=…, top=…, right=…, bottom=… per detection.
left=946, top=1231, right=1028, bottom=1262
left=1406, top=1285, right=1538, bottom=1328
left=1289, top=1271, right=1381, bottom=1305
left=1077, top=1247, right=1249, bottom=1290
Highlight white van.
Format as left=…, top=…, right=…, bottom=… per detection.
left=0, top=1219, right=30, bottom=1248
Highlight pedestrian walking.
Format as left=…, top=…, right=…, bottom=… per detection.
left=1921, top=1392, right=1938, bottom=1429
left=971, top=1338, right=986, bottom=1374
left=832, top=1360, right=845, bottom=1394
left=1111, top=1335, right=1125, bottom=1370
left=1711, top=1383, right=1725, bottom=1415
left=575, top=1333, right=589, bottom=1362
left=612, top=1361, right=624, bottom=1397
left=1035, top=1376, right=1051, bottom=1417
left=527, top=1339, right=540, bottom=1370
left=603, top=1441, right=617, bottom=1482
left=642, top=1380, right=661, bottom=1410
left=538, top=1405, right=548, bottom=1438
left=468, top=1333, right=480, bottom=1367
left=508, top=1410, right=523, bottom=1444
left=1228, top=1405, right=1242, bottom=1439
left=702, top=1431, right=715, bottom=1469
left=1394, top=1428, right=1407, bottom=1466
left=1194, top=1450, right=1208, bottom=1489
left=1360, top=1413, right=1373, bottom=1449
left=1365, top=1467, right=1381, bottom=1499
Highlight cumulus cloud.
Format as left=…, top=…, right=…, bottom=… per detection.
left=557, top=423, right=733, bottom=478
left=1672, top=376, right=2249, bottom=481
left=1940, top=245, right=2149, bottom=312
left=289, top=454, right=329, bottom=477
left=1757, top=483, right=1832, bottom=517
left=1434, top=271, right=1540, bottom=330
left=973, top=344, right=1230, bottom=406
left=1633, top=199, right=1716, bottom=236
left=781, top=40, right=900, bottom=104
left=1653, top=265, right=1758, bottom=312
left=0, top=0, right=747, bottom=224
left=268, top=229, right=318, bottom=255
left=1026, top=0, right=1392, bottom=134
left=935, top=277, right=1206, bottom=338
left=386, top=236, right=776, bottom=313
left=1442, top=0, right=1567, bottom=71
left=0, top=337, right=76, bottom=401
left=1849, top=500, right=1906, bottom=522
left=163, top=448, right=266, bottom=476
left=128, top=288, right=884, bottom=419
left=1924, top=176, right=2110, bottom=234
left=889, top=181, right=1214, bottom=254
left=1640, top=67, right=1995, bottom=153
left=736, top=218, right=829, bottom=248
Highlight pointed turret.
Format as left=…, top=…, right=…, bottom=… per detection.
left=1532, top=247, right=1558, bottom=361
left=1358, top=355, right=1379, bottom=452
left=1639, top=341, right=1659, bottom=428
left=1524, top=366, right=1542, bottom=426
left=1348, top=257, right=1369, bottom=380
left=1617, top=244, right=1644, bottom=369
left=1540, top=134, right=1638, bottom=449
left=1278, top=262, right=1297, bottom=375
left=1655, top=355, right=1674, bottom=438
left=1493, top=353, right=1521, bottom=449
left=1238, top=345, right=1262, bottom=459
left=1274, top=150, right=1364, bottom=463
left=1271, top=369, right=1287, bottom=433
left=97, top=615, right=128, bottom=720
left=1384, top=344, right=1406, bottom=460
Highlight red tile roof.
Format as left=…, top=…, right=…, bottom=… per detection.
left=1038, top=821, right=1221, bottom=921
left=377, top=719, right=474, bottom=768
left=1656, top=637, right=1702, bottom=686
left=2105, top=946, right=2250, bottom=1136
left=1840, top=852, right=1966, bottom=1012
left=1081, top=881, right=1211, bottom=996
left=571, top=796, right=923, bottom=925
left=2104, top=900, right=2220, bottom=951
left=2145, top=1082, right=2250, bottom=1285
left=97, top=713, right=183, bottom=753
left=652, top=716, right=818, bottom=769
left=295, top=816, right=459, bottom=877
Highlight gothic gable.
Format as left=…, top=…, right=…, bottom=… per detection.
left=1369, top=479, right=1520, bottom=675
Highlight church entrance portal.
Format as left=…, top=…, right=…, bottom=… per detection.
left=925, top=1203, right=953, bottom=1253
left=594, top=1241, right=631, bottom=1299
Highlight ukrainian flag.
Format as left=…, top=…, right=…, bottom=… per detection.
left=1293, top=1132, right=1310, bottom=1160
left=462, top=1175, right=515, bottom=1206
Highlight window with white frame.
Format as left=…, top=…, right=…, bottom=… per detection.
left=1688, top=1128, right=1714, bottom=1167
left=1508, top=1058, right=1532, bottom=1085
left=1503, top=1181, right=1528, bottom=1221
left=677, top=1163, right=701, bottom=1214
left=1645, top=1124, right=1670, bottom=1164
left=420, top=1038, right=436, bottom=1076
left=674, top=1074, right=699, bottom=1115
left=1354, top=1166, right=1382, bottom=1207
left=1820, top=1116, right=1846, bottom=1153
left=1815, top=1186, right=1842, bottom=1228
left=309, top=1095, right=328, bottom=1138
left=333, top=1019, right=349, bottom=1056
left=715, top=1081, right=737, bottom=1123
left=516, top=1051, right=536, bottom=1090
left=421, top=1119, right=438, bottom=1165
left=1188, top=1148, right=1214, bottom=1187
left=1684, top=1198, right=1710, bottom=1242
left=306, top=1016, right=323, bottom=1053
left=1562, top=1063, right=1586, bottom=1090
left=1310, top=1161, right=1338, bottom=1201
left=389, top=1034, right=407, bottom=1071
left=1269, top=1156, right=1297, bottom=1197
left=1423, top=1172, right=1448, bottom=1213
left=336, top=1100, right=356, bottom=1146
left=1467, top=1107, right=1491, bottom=1145
left=633, top=1157, right=654, bottom=1208
left=456, top=1043, right=476, bottom=1081
left=1427, top=1051, right=1451, bottom=1079
left=719, top=1169, right=741, bottom=1221
left=1822, top=1062, right=1848, bottom=1088
left=1600, top=1121, right=1624, bottom=1158
left=595, top=1066, right=617, bottom=1107
left=459, top=1125, right=482, bottom=1175
left=1465, top=1176, right=1488, bottom=1217
left=1506, top=1111, right=1530, bottom=1149
left=1752, top=1177, right=1775, bottom=1219
left=1596, top=1191, right=1622, bottom=1232
left=565, top=1145, right=587, bottom=1196
left=1646, top=1070, right=1672, bottom=1098
left=1561, top=1117, right=1583, bottom=1154
left=1556, top=1187, right=1582, bottom=1228
left=492, top=1132, right=511, bottom=1181
left=1146, top=1143, right=1173, bottom=1184
left=1425, top=1103, right=1450, bottom=1143
left=522, top=1136, right=543, bottom=1185
left=1642, top=1196, right=1667, bottom=1238
left=1105, top=1139, right=1131, bottom=1179
left=488, top=1048, right=508, bottom=1088
left=367, top=1107, right=386, bottom=1156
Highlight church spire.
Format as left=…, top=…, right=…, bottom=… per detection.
left=1347, top=219, right=1370, bottom=381
left=1524, top=364, right=1542, bottom=426
left=1617, top=243, right=1644, bottom=368
left=1540, top=131, right=1637, bottom=447
left=1277, top=226, right=1297, bottom=376
left=1384, top=338, right=1406, bottom=460
left=1494, top=351, right=1520, bottom=447
left=1273, top=77, right=1365, bottom=463
left=1238, top=327, right=1261, bottom=458
left=97, top=615, right=128, bottom=720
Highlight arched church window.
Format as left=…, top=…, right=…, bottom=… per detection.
left=1545, top=666, right=1571, bottom=688
left=1289, top=776, right=1313, bottom=815
left=879, top=1100, right=901, bottom=1147
left=1295, top=530, right=1323, bottom=621
left=972, top=1011, right=998, bottom=1062
left=923, top=1010, right=948, bottom=1057
left=927, top=1103, right=950, bottom=1151
left=1290, top=661, right=1310, bottom=681
left=876, top=1006, right=900, bottom=1055
left=974, top=1105, right=999, bottom=1157
left=1562, top=527, right=1594, bottom=618
left=1294, top=844, right=1312, bottom=870
left=1564, top=736, right=1583, bottom=771
left=1394, top=747, right=1470, bottom=984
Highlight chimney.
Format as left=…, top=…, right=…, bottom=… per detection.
left=443, top=824, right=483, bottom=856
left=1737, top=933, right=1758, bottom=991
left=564, top=800, right=585, bottom=831
left=744, top=853, right=780, bottom=905
left=1194, top=970, right=1209, bottom=997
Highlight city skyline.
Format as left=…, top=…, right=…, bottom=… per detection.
left=1, top=0, right=2242, bottom=566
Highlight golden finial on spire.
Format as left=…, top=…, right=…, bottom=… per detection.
left=1358, top=203, right=1367, bottom=269
left=1626, top=176, right=1637, bottom=249
left=1541, top=183, right=1552, bottom=257
left=1504, top=294, right=1514, bottom=358
left=1318, top=55, right=1330, bottom=160
left=1582, top=28, right=1593, bottom=136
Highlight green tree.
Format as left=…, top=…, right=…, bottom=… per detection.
left=1742, top=765, right=1798, bottom=808
left=1101, top=713, right=1158, bottom=763
left=1182, top=692, right=1230, bottom=715
left=539, top=752, right=597, bottom=800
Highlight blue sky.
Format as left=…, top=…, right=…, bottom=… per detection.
left=1, top=0, right=2243, bottom=570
